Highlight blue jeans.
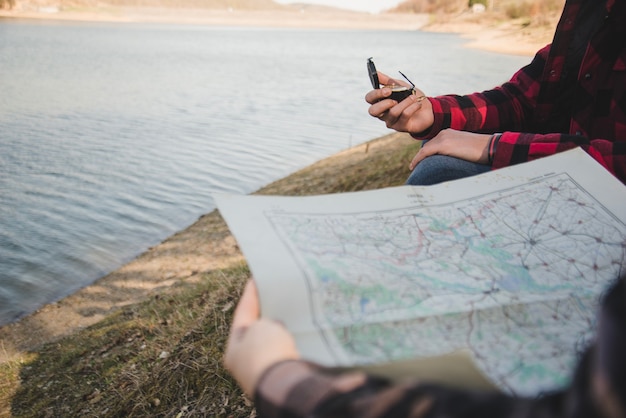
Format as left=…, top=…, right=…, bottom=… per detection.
left=405, top=155, right=491, bottom=186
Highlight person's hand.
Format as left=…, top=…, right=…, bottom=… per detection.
left=410, top=129, right=492, bottom=170
left=223, top=280, right=300, bottom=398
left=365, top=72, right=434, bottom=134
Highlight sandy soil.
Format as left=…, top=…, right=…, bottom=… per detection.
left=424, top=13, right=558, bottom=56
left=0, top=9, right=558, bottom=364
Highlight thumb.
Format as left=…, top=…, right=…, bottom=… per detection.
left=231, top=280, right=260, bottom=332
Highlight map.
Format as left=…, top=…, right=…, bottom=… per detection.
left=215, top=149, right=626, bottom=397
left=266, top=173, right=626, bottom=395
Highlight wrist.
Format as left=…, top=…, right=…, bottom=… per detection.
left=250, top=348, right=299, bottom=395
left=409, top=97, right=436, bottom=139
left=234, top=318, right=300, bottom=397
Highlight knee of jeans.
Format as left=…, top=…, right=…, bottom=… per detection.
left=405, top=155, right=449, bottom=186
left=405, top=155, right=439, bottom=186
left=406, top=154, right=491, bottom=186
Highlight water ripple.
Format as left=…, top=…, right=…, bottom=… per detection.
left=0, top=21, right=530, bottom=325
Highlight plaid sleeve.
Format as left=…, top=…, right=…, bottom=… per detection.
left=254, top=360, right=539, bottom=418
left=413, top=45, right=550, bottom=140
left=492, top=132, right=626, bottom=184
left=253, top=360, right=401, bottom=417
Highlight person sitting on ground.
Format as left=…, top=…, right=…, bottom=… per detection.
left=366, top=0, right=626, bottom=186
left=223, top=277, right=626, bottom=418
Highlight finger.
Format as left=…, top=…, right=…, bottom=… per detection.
left=365, top=87, right=392, bottom=105
left=377, top=72, right=393, bottom=85
left=384, top=97, right=413, bottom=127
left=368, top=98, right=395, bottom=118
left=409, top=143, right=435, bottom=170
left=230, top=280, right=260, bottom=332
left=409, top=150, right=422, bottom=171
left=409, top=94, right=427, bottom=109
left=378, top=72, right=408, bottom=88
left=389, top=93, right=418, bottom=116
left=393, top=94, right=424, bottom=119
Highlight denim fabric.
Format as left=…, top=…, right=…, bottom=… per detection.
left=405, top=155, right=491, bottom=186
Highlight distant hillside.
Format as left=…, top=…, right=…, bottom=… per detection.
left=100, top=0, right=281, bottom=9
left=388, top=0, right=465, bottom=13
left=3, top=0, right=287, bottom=10
left=1, top=0, right=372, bottom=13
left=281, top=2, right=367, bottom=13
left=388, top=0, right=565, bottom=19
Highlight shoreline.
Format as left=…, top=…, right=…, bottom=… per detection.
left=0, top=11, right=556, bottom=364
left=0, top=7, right=555, bottom=56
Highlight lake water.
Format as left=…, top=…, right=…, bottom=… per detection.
left=0, top=18, right=530, bottom=326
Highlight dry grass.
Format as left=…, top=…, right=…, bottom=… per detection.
left=6, top=265, right=251, bottom=417
left=0, top=133, right=419, bottom=417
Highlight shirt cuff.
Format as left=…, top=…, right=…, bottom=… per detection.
left=410, top=98, right=442, bottom=140
left=254, top=359, right=368, bottom=417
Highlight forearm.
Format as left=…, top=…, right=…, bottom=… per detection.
left=414, top=46, right=549, bottom=140
left=254, top=360, right=374, bottom=417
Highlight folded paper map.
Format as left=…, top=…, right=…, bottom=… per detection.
left=215, top=148, right=626, bottom=396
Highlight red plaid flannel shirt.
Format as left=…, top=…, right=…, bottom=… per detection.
left=418, top=0, right=626, bottom=183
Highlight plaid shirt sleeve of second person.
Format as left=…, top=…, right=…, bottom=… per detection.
left=253, top=360, right=540, bottom=418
